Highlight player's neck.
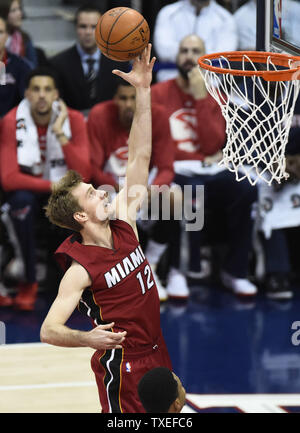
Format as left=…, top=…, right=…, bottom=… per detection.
left=81, top=220, right=114, bottom=249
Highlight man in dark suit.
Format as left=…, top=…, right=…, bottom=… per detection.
left=50, top=4, right=130, bottom=113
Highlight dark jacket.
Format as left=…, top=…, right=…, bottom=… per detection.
left=50, top=44, right=130, bottom=111
left=0, top=51, right=32, bottom=118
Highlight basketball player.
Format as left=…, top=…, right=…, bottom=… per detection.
left=40, top=44, right=172, bottom=413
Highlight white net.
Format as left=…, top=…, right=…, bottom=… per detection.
left=199, top=53, right=300, bottom=185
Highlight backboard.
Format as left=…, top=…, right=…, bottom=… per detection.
left=258, top=0, right=300, bottom=55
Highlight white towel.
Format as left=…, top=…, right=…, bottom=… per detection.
left=257, top=180, right=300, bottom=238
left=16, top=99, right=71, bottom=182
left=174, top=159, right=227, bottom=176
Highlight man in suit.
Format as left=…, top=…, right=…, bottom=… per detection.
left=50, top=4, right=130, bottom=114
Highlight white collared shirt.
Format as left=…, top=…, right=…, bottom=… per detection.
left=153, top=0, right=238, bottom=81
left=76, top=43, right=101, bottom=76
left=154, top=0, right=237, bottom=61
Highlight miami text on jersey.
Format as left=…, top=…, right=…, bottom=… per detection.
left=104, top=246, right=146, bottom=288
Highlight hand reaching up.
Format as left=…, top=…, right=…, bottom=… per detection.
left=112, top=43, right=156, bottom=89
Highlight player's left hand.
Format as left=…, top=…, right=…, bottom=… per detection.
left=112, top=43, right=156, bottom=89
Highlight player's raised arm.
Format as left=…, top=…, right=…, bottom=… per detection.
left=110, top=44, right=156, bottom=230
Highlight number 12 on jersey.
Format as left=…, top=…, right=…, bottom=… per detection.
left=136, top=264, right=154, bottom=294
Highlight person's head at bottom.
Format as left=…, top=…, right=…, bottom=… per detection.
left=138, top=367, right=186, bottom=413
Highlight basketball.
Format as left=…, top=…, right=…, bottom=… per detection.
left=95, top=7, right=150, bottom=62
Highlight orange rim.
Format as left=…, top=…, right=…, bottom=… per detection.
left=198, top=50, right=300, bottom=81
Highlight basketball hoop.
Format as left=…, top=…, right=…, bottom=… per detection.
left=198, top=51, right=300, bottom=185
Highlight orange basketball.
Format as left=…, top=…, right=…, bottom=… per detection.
left=95, top=7, right=150, bottom=62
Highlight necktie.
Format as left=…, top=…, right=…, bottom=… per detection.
left=86, top=57, right=97, bottom=101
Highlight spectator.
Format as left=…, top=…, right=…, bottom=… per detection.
left=87, top=78, right=189, bottom=300
left=0, top=0, right=38, bottom=68
left=0, top=15, right=31, bottom=118
left=153, top=0, right=238, bottom=82
left=0, top=0, right=50, bottom=68
left=151, top=34, right=258, bottom=296
left=50, top=3, right=130, bottom=115
left=138, top=367, right=186, bottom=413
left=0, top=68, right=91, bottom=310
left=0, top=14, right=31, bottom=307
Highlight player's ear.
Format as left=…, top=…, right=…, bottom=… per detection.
left=73, top=211, right=88, bottom=224
left=167, top=399, right=179, bottom=413
left=173, top=397, right=182, bottom=413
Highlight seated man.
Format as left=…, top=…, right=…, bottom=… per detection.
left=0, top=68, right=91, bottom=310
left=87, top=78, right=189, bottom=300
left=50, top=3, right=130, bottom=114
left=138, top=367, right=186, bottom=413
left=151, top=34, right=258, bottom=296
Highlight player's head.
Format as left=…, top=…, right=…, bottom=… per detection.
left=45, top=171, right=111, bottom=232
left=176, top=34, right=205, bottom=80
left=25, top=68, right=59, bottom=117
left=0, top=16, right=8, bottom=53
left=75, top=3, right=102, bottom=53
left=138, top=367, right=186, bottom=413
left=114, top=78, right=136, bottom=129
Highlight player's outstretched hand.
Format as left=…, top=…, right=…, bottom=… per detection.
left=85, top=322, right=127, bottom=350
left=112, top=43, right=156, bottom=89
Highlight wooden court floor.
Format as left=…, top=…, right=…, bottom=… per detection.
left=0, top=342, right=195, bottom=414
left=2, top=342, right=300, bottom=413
left=0, top=343, right=100, bottom=413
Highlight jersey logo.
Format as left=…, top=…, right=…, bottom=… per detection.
left=169, top=107, right=200, bottom=152
left=125, top=362, right=132, bottom=373
left=104, top=246, right=146, bottom=288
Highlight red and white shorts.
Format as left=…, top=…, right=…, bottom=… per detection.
left=91, top=335, right=172, bottom=413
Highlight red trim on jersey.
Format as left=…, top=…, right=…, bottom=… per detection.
left=55, top=219, right=163, bottom=349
